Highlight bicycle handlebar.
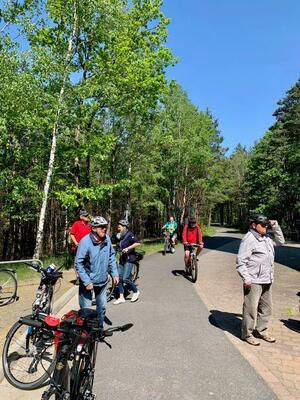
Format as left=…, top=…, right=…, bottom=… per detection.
left=20, top=315, right=133, bottom=340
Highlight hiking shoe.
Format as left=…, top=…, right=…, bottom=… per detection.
left=131, top=291, right=140, bottom=302
left=253, top=331, right=276, bottom=343
left=113, top=298, right=126, bottom=305
left=243, top=336, right=260, bottom=346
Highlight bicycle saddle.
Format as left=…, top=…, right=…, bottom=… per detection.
left=78, top=308, right=99, bottom=320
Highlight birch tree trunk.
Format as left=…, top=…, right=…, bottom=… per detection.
left=34, top=1, right=78, bottom=259
left=180, top=166, right=188, bottom=224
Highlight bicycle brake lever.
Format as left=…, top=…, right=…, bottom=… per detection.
left=101, top=338, right=112, bottom=349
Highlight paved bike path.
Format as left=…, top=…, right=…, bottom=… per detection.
left=94, top=248, right=276, bottom=400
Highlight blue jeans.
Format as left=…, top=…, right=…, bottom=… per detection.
left=79, top=282, right=107, bottom=328
left=118, top=262, right=138, bottom=295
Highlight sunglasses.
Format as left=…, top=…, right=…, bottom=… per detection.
left=95, top=225, right=107, bottom=229
left=259, top=223, right=269, bottom=227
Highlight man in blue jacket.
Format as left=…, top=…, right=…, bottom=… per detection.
left=75, top=216, right=119, bottom=328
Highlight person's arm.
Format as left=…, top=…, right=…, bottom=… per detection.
left=197, top=225, right=204, bottom=247
left=75, top=239, right=92, bottom=287
left=236, top=236, right=253, bottom=287
left=182, top=225, right=188, bottom=244
left=108, top=240, right=119, bottom=283
left=269, top=220, right=285, bottom=246
left=122, top=234, right=141, bottom=253
left=70, top=224, right=79, bottom=246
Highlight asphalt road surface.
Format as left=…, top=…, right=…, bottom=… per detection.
left=93, top=246, right=276, bottom=400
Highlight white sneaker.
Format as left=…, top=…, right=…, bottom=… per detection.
left=113, top=297, right=125, bottom=305
left=171, top=248, right=175, bottom=254
left=131, top=291, right=140, bottom=302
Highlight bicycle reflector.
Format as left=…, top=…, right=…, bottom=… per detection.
left=44, top=314, right=60, bottom=327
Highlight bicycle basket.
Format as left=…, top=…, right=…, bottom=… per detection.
left=135, top=249, right=145, bottom=261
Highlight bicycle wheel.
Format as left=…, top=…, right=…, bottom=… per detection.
left=131, top=263, right=139, bottom=282
left=2, top=317, right=56, bottom=390
left=73, top=343, right=97, bottom=400
left=106, top=273, right=115, bottom=301
left=163, top=240, right=167, bottom=256
left=41, top=363, right=69, bottom=400
left=190, top=256, right=198, bottom=283
left=0, top=270, right=17, bottom=306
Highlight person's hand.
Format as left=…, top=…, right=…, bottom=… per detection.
left=122, top=247, right=129, bottom=253
left=183, top=242, right=188, bottom=245
left=86, top=283, right=93, bottom=290
left=199, top=243, right=204, bottom=249
left=243, top=282, right=252, bottom=289
left=269, top=220, right=277, bottom=227
left=113, top=276, right=119, bottom=285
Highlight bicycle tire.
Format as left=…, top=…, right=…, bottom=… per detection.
left=131, top=263, right=139, bottom=282
left=0, top=270, right=17, bottom=306
left=70, top=355, right=88, bottom=399
left=191, top=256, right=198, bottom=283
left=2, top=317, right=56, bottom=390
left=75, top=342, right=97, bottom=400
left=41, top=363, right=70, bottom=400
left=163, top=240, right=167, bottom=256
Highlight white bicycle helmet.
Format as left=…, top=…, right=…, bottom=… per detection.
left=90, top=216, right=108, bottom=227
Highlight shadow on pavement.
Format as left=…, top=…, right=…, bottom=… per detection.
left=209, top=309, right=242, bottom=340
left=280, top=318, right=300, bottom=334
left=204, top=236, right=241, bottom=254
left=204, top=236, right=300, bottom=272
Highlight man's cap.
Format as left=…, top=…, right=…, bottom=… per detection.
left=80, top=210, right=89, bottom=217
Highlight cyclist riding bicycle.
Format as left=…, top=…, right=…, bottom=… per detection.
left=182, top=216, right=204, bottom=268
left=161, top=215, right=178, bottom=252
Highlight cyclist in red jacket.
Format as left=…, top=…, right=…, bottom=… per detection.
left=182, top=216, right=204, bottom=268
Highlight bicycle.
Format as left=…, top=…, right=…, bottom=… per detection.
left=0, top=268, right=18, bottom=306
left=2, top=260, right=63, bottom=390
left=184, top=244, right=201, bottom=283
left=162, top=231, right=175, bottom=256
left=19, top=310, right=133, bottom=399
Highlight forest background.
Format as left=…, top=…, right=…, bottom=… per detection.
left=0, top=0, right=299, bottom=261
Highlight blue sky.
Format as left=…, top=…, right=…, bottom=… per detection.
left=162, top=0, right=300, bottom=153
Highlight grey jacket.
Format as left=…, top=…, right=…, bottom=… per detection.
left=236, top=223, right=285, bottom=284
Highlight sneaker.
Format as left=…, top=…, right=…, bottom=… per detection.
left=253, top=331, right=276, bottom=343
left=75, top=277, right=80, bottom=285
left=131, top=291, right=140, bottom=302
left=171, top=248, right=175, bottom=254
left=113, top=297, right=126, bottom=305
left=243, top=336, right=260, bottom=346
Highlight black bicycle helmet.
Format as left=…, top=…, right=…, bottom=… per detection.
left=118, top=219, right=129, bottom=227
left=249, top=214, right=269, bottom=225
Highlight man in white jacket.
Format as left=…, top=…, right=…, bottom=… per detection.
left=236, top=214, right=285, bottom=346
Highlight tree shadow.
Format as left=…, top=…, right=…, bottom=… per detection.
left=204, top=236, right=242, bottom=254
left=204, top=235, right=300, bottom=272
left=280, top=318, right=300, bottom=334
left=209, top=309, right=242, bottom=340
